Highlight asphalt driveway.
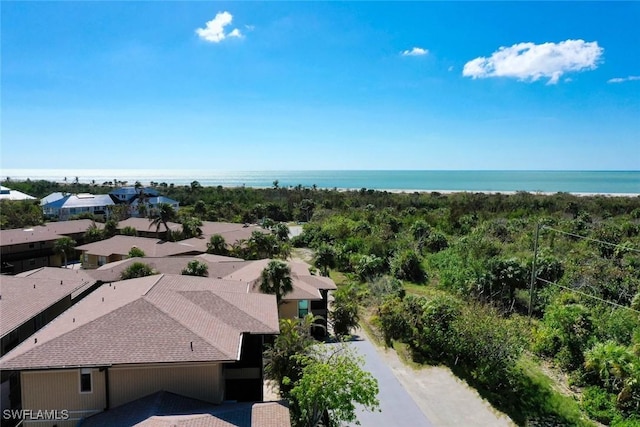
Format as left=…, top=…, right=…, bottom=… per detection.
left=347, top=335, right=435, bottom=427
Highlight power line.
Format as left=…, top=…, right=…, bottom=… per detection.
left=541, top=226, right=640, bottom=254
left=536, top=277, right=640, bottom=314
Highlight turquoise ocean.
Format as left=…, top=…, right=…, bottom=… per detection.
left=2, top=169, right=639, bottom=194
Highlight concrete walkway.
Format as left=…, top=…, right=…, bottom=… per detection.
left=349, top=330, right=515, bottom=427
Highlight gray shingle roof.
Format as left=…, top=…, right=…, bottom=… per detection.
left=1, top=220, right=103, bottom=247
left=0, top=274, right=279, bottom=370
left=0, top=270, right=97, bottom=337
left=76, top=235, right=200, bottom=258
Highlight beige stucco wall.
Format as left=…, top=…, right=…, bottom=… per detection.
left=18, top=363, right=223, bottom=427
left=21, top=368, right=106, bottom=427
left=279, top=300, right=299, bottom=319
left=109, top=363, right=223, bottom=408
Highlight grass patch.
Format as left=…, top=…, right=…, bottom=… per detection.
left=466, top=354, right=595, bottom=427
left=329, top=270, right=349, bottom=286
left=403, top=282, right=450, bottom=299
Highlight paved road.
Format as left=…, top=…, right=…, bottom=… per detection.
left=347, top=336, right=435, bottom=427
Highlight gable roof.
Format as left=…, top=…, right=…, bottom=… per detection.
left=1, top=269, right=97, bottom=337
left=76, top=235, right=201, bottom=258
left=81, top=391, right=291, bottom=427
left=0, top=274, right=279, bottom=370
left=40, top=192, right=66, bottom=205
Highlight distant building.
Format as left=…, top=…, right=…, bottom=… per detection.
left=0, top=220, right=102, bottom=274
left=42, top=194, right=114, bottom=221
left=0, top=186, right=36, bottom=201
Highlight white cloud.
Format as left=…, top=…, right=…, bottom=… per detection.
left=463, top=39, right=603, bottom=84
left=196, top=11, right=242, bottom=43
left=607, top=75, right=640, bottom=83
left=401, top=47, right=428, bottom=57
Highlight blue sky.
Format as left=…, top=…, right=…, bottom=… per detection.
left=2, top=1, right=639, bottom=170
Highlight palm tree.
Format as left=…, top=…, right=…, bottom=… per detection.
left=54, top=237, right=77, bottom=268
left=149, top=203, right=176, bottom=240
left=314, top=244, right=336, bottom=277
left=260, top=260, right=293, bottom=305
left=207, top=234, right=227, bottom=255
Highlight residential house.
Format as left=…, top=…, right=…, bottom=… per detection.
left=116, top=217, right=182, bottom=239
left=0, top=186, right=36, bottom=201
left=42, top=194, right=114, bottom=221
left=0, top=220, right=101, bottom=274
left=0, top=268, right=100, bottom=415
left=0, top=274, right=280, bottom=427
left=109, top=187, right=179, bottom=218
left=75, top=235, right=202, bottom=269
left=179, top=221, right=270, bottom=253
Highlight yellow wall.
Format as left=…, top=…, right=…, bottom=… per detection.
left=21, top=369, right=106, bottom=427
left=109, top=363, right=223, bottom=407
left=279, top=301, right=299, bottom=319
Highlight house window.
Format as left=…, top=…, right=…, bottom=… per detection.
left=29, top=243, right=35, bottom=249
left=298, top=300, right=309, bottom=318
left=80, top=368, right=92, bottom=393
left=98, top=256, right=107, bottom=266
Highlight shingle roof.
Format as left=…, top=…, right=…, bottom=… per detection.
left=0, top=269, right=97, bottom=337
left=0, top=220, right=103, bottom=246
left=118, top=217, right=181, bottom=233
left=76, top=235, right=201, bottom=258
left=81, top=391, right=290, bottom=427
left=88, top=257, right=337, bottom=302
left=87, top=255, right=244, bottom=283
left=0, top=274, right=279, bottom=370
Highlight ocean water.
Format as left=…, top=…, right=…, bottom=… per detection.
left=2, top=169, right=639, bottom=194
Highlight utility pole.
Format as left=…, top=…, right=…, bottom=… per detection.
left=528, top=222, right=541, bottom=320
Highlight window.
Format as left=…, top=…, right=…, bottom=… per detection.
left=98, top=256, right=107, bottom=266
left=80, top=368, right=92, bottom=393
left=298, top=300, right=309, bottom=318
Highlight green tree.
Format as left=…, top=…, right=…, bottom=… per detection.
left=390, top=249, right=426, bottom=283
left=54, top=236, right=77, bottom=268
left=181, top=260, right=209, bottom=277
left=207, top=234, right=228, bottom=255
left=149, top=203, right=177, bottom=239
left=120, top=262, right=156, bottom=280
left=84, top=222, right=104, bottom=243
left=120, top=226, right=138, bottom=236
left=260, top=260, right=293, bottom=304
left=288, top=344, right=380, bottom=427
left=272, top=222, right=290, bottom=242
left=314, top=244, right=336, bottom=277
left=181, top=217, right=203, bottom=239
left=264, top=315, right=317, bottom=397
left=330, top=286, right=360, bottom=338
left=127, top=247, right=145, bottom=258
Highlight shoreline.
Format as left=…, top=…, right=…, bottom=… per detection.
left=4, top=178, right=638, bottom=198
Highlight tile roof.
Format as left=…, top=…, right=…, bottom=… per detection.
left=76, top=235, right=201, bottom=258
left=0, top=269, right=97, bottom=336
left=81, top=391, right=290, bottom=427
left=0, top=274, right=279, bottom=370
